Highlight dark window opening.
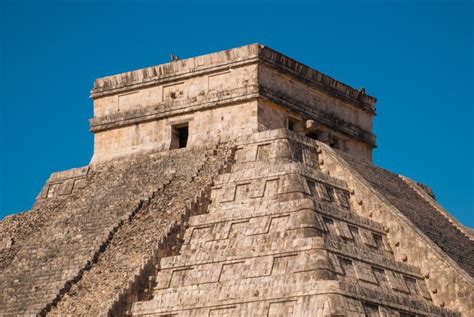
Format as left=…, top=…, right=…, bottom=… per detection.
left=305, top=132, right=318, bottom=140
left=348, top=225, right=360, bottom=242
left=306, top=179, right=316, bottom=197
left=171, top=123, right=189, bottom=149
left=288, top=118, right=297, bottom=131
left=339, top=257, right=355, bottom=276
left=372, top=233, right=384, bottom=250
left=178, top=126, right=188, bottom=148
left=403, top=276, right=419, bottom=295
left=329, top=137, right=340, bottom=149
left=362, top=302, right=380, bottom=317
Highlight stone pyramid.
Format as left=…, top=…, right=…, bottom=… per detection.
left=1, top=44, right=472, bottom=316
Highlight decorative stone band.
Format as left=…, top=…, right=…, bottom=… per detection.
left=259, top=85, right=376, bottom=147
left=89, top=85, right=259, bottom=132
left=36, top=166, right=89, bottom=200
left=90, top=44, right=376, bottom=112
left=258, top=47, right=376, bottom=114
left=89, top=86, right=375, bottom=149
left=90, top=47, right=260, bottom=98
left=131, top=280, right=455, bottom=316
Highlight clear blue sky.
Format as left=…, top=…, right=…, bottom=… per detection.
left=1, top=0, right=472, bottom=226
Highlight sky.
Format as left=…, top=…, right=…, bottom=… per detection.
left=0, top=0, right=472, bottom=226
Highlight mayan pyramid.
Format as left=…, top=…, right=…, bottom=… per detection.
left=1, top=44, right=472, bottom=317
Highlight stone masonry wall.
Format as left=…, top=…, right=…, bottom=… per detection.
left=319, top=143, right=474, bottom=315
left=49, top=144, right=234, bottom=316
left=89, top=44, right=376, bottom=163
left=0, top=145, right=228, bottom=316
left=131, top=130, right=455, bottom=317
left=92, top=100, right=257, bottom=162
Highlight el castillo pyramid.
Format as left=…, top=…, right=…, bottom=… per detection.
left=1, top=44, right=473, bottom=316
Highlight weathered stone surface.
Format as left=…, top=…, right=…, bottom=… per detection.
left=1, top=44, right=472, bottom=316
left=130, top=130, right=460, bottom=317
left=0, top=146, right=232, bottom=316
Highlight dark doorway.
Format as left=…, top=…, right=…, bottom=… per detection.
left=305, top=132, right=318, bottom=140
left=170, top=123, right=189, bottom=149
left=177, top=125, right=188, bottom=148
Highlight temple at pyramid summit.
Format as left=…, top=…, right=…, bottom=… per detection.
left=1, top=44, right=473, bottom=316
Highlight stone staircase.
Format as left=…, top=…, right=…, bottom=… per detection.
left=49, top=144, right=235, bottom=316
left=0, top=146, right=230, bottom=316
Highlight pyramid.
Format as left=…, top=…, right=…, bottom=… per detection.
left=1, top=44, right=472, bottom=316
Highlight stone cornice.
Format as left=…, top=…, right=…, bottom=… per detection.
left=90, top=85, right=376, bottom=149
left=259, top=86, right=376, bottom=147
left=90, top=44, right=376, bottom=113
left=90, top=55, right=259, bottom=99
left=258, top=46, right=376, bottom=114
left=89, top=86, right=260, bottom=132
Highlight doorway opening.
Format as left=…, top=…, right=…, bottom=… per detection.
left=171, top=123, right=189, bottom=149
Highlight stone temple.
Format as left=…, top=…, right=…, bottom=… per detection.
left=1, top=44, right=473, bottom=317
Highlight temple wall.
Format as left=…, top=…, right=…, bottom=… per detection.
left=89, top=45, right=376, bottom=163
left=93, top=64, right=257, bottom=118
left=92, top=100, right=258, bottom=162
left=319, top=143, right=474, bottom=316
left=257, top=99, right=372, bottom=161
left=258, top=64, right=373, bottom=133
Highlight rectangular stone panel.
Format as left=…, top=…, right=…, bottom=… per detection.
left=335, top=221, right=353, bottom=239
left=354, top=262, right=378, bottom=284
left=271, top=254, right=298, bottom=275
left=360, top=229, right=378, bottom=248
left=251, top=179, right=266, bottom=198
left=208, top=71, right=231, bottom=92
left=209, top=306, right=237, bottom=317
left=348, top=225, right=360, bottom=242
left=169, top=268, right=193, bottom=288
left=219, top=261, right=245, bottom=281
left=235, top=183, right=251, bottom=200
left=189, top=226, right=213, bottom=244
left=315, top=182, right=332, bottom=202
left=256, top=143, right=271, bottom=161
left=219, top=184, right=236, bottom=202
left=403, top=276, right=419, bottom=296
left=246, top=216, right=271, bottom=236
left=386, top=271, right=410, bottom=293
left=268, top=215, right=290, bottom=233
left=302, top=145, right=318, bottom=168
left=328, top=252, right=344, bottom=275
left=210, top=222, right=231, bottom=240
left=362, top=302, right=380, bottom=317
left=278, top=174, right=306, bottom=195
left=228, top=221, right=250, bottom=238
left=163, top=82, right=185, bottom=101
left=323, top=217, right=335, bottom=235
left=290, top=142, right=304, bottom=163
left=155, top=269, right=173, bottom=289
left=46, top=183, right=61, bottom=198
left=268, top=300, right=297, bottom=316
left=339, top=257, right=356, bottom=277
left=264, top=179, right=279, bottom=197
left=312, top=212, right=328, bottom=232
left=244, top=256, right=273, bottom=278
left=417, top=279, right=432, bottom=300
left=72, top=177, right=87, bottom=191
left=118, top=91, right=139, bottom=111
left=334, top=188, right=351, bottom=209
left=372, top=267, right=390, bottom=290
